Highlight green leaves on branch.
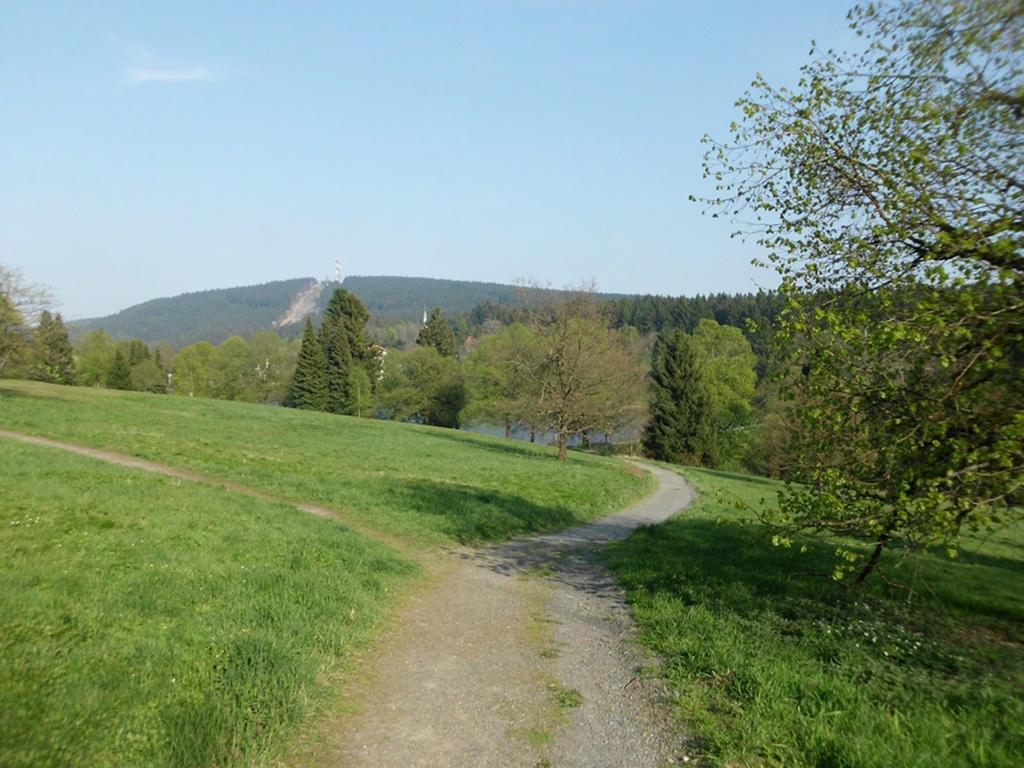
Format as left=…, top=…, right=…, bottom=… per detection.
left=701, top=0, right=1024, bottom=582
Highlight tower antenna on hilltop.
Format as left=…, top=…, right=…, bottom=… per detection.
left=334, top=260, right=343, bottom=283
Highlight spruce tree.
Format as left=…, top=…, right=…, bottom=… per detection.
left=643, top=330, right=712, bottom=465
left=319, top=320, right=352, bottom=414
left=30, top=311, right=76, bottom=385
left=319, top=288, right=372, bottom=413
left=287, top=318, right=328, bottom=410
left=106, top=349, right=132, bottom=390
left=126, top=339, right=151, bottom=365
left=322, top=289, right=370, bottom=358
left=418, top=308, right=458, bottom=358
left=149, top=348, right=169, bottom=394
left=333, top=290, right=370, bottom=359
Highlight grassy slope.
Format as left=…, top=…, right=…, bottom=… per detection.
left=0, top=439, right=415, bottom=768
left=0, top=380, right=653, bottom=767
left=0, top=380, right=652, bottom=545
left=608, top=467, right=1024, bottom=768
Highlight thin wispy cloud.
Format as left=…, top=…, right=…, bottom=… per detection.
left=124, top=65, right=215, bottom=84
left=121, top=45, right=221, bottom=85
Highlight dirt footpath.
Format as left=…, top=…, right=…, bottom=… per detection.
left=328, top=464, right=695, bottom=768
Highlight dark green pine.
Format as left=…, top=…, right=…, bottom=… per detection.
left=31, top=310, right=76, bottom=385
left=288, top=318, right=328, bottom=411
left=319, top=319, right=352, bottom=414
left=643, top=330, right=712, bottom=465
left=417, top=307, right=458, bottom=358
left=320, top=288, right=373, bottom=413
left=106, top=348, right=132, bottom=391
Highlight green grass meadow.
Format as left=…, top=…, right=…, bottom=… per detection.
left=0, top=438, right=416, bottom=768
left=608, top=467, right=1024, bottom=768
left=7, top=380, right=1020, bottom=767
left=0, top=380, right=652, bottom=544
left=0, top=380, right=653, bottom=766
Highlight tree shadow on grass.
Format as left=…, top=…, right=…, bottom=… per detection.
left=376, top=478, right=586, bottom=544
left=377, top=478, right=673, bottom=602
left=0, top=384, right=69, bottom=403
left=914, top=546, right=1024, bottom=575
left=685, top=466, right=780, bottom=488
left=609, top=517, right=1024, bottom=647
left=610, top=518, right=837, bottom=610
left=0, top=382, right=118, bottom=411
left=417, top=428, right=575, bottom=463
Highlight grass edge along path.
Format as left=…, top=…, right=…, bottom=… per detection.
left=0, top=427, right=417, bottom=558
left=0, top=436, right=420, bottom=768
left=607, top=465, right=1024, bottom=768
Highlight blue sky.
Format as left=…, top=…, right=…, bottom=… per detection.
left=1, top=1, right=856, bottom=319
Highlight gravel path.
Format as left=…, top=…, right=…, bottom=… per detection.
left=330, top=463, right=695, bottom=768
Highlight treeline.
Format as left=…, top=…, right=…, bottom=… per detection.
left=467, top=290, right=780, bottom=333
left=281, top=288, right=655, bottom=459
left=385, top=292, right=767, bottom=467
left=288, top=291, right=481, bottom=430
left=466, top=290, right=782, bottom=374
left=11, top=280, right=777, bottom=474
left=18, top=321, right=300, bottom=404
left=607, top=291, right=782, bottom=335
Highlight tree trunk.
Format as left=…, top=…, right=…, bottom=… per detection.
left=855, top=532, right=891, bottom=585
left=504, top=417, right=512, bottom=439
left=558, top=433, right=568, bottom=461
left=530, top=430, right=535, bottom=444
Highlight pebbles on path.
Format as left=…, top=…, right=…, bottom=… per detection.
left=331, top=463, right=694, bottom=768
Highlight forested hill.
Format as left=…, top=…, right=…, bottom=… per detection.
left=70, top=275, right=619, bottom=346
left=342, top=275, right=607, bottom=323
left=71, top=278, right=321, bottom=347
left=70, top=274, right=776, bottom=349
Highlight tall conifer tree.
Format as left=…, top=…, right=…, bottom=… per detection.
left=288, top=318, right=328, bottom=410
left=106, top=349, right=132, bottom=390
left=319, top=288, right=372, bottom=414
left=418, top=307, right=458, bottom=358
left=30, top=310, right=76, bottom=384
left=643, top=330, right=712, bottom=465
left=320, top=321, right=352, bottom=414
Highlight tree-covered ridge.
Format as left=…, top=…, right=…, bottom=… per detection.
left=72, top=278, right=318, bottom=347
left=69, top=275, right=618, bottom=347
left=342, top=275, right=518, bottom=323
left=606, top=291, right=782, bottom=335
left=469, top=290, right=780, bottom=334
left=343, top=275, right=625, bottom=324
